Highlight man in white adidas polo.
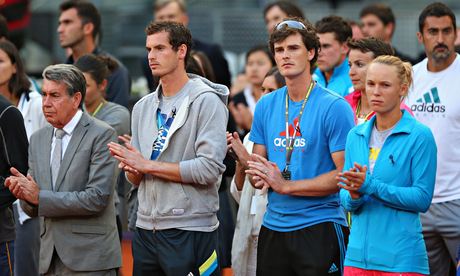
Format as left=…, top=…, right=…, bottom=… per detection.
left=406, top=3, right=460, bottom=275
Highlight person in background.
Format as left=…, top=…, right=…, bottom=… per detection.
left=406, top=3, right=460, bottom=275
left=0, top=39, right=45, bottom=276
left=143, top=0, right=231, bottom=91
left=229, top=67, right=285, bottom=276
left=229, top=45, right=275, bottom=137
left=58, top=0, right=131, bottom=108
left=339, top=55, right=436, bottom=276
left=191, top=50, right=216, bottom=83
left=74, top=54, right=130, bottom=138
left=74, top=54, right=130, bottom=243
left=229, top=0, right=304, bottom=98
left=313, top=15, right=353, bottom=97
left=346, top=37, right=412, bottom=125
left=0, top=94, right=28, bottom=276
left=360, top=3, right=415, bottom=64
left=348, top=20, right=364, bottom=40
left=263, top=1, right=305, bottom=35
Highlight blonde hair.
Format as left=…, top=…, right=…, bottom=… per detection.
left=370, top=55, right=413, bottom=96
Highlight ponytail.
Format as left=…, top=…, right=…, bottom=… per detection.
left=371, top=55, right=413, bottom=96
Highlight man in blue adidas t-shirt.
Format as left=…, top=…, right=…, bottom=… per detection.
left=246, top=18, right=354, bottom=275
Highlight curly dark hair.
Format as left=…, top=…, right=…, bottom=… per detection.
left=145, top=21, right=193, bottom=68
left=269, top=17, right=319, bottom=74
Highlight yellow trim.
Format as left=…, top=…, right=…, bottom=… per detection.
left=6, top=241, right=13, bottom=276
left=199, top=250, right=217, bottom=275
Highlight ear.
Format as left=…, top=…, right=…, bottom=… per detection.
left=177, top=44, right=187, bottom=61
left=73, top=92, right=83, bottom=108
left=12, top=64, right=17, bottom=74
left=385, top=22, right=395, bottom=39
left=83, top=22, right=94, bottom=37
left=182, top=14, right=189, bottom=27
left=416, top=32, right=423, bottom=44
left=98, top=79, right=108, bottom=92
left=307, top=48, right=315, bottom=61
left=400, top=83, right=409, bottom=97
left=340, top=42, right=349, bottom=55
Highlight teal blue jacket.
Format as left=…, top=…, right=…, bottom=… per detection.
left=313, top=57, right=353, bottom=97
left=340, top=110, right=437, bottom=274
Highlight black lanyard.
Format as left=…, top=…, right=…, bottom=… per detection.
left=284, top=81, right=314, bottom=172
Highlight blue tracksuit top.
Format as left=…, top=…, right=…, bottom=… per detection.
left=340, top=110, right=437, bottom=274
left=313, top=57, right=353, bottom=97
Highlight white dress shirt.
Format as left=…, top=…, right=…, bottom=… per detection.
left=50, top=110, right=83, bottom=162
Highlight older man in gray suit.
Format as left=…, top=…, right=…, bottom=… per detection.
left=6, top=64, right=121, bottom=275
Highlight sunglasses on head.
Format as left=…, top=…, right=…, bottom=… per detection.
left=275, top=20, right=307, bottom=31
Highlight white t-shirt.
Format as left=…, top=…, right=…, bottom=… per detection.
left=406, top=54, right=460, bottom=203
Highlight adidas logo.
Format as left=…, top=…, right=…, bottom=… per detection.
left=411, top=87, right=445, bottom=113
left=328, top=263, right=338, bottom=273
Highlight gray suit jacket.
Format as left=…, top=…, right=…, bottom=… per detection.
left=21, top=112, right=121, bottom=273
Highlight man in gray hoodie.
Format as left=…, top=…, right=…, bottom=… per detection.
left=108, top=21, right=228, bottom=276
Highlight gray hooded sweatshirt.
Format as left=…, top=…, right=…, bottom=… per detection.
left=130, top=74, right=229, bottom=231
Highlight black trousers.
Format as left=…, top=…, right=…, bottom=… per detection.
left=257, top=222, right=349, bottom=276
left=132, top=228, right=220, bottom=276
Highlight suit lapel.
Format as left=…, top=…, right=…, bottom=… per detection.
left=41, top=127, right=54, bottom=191
left=55, top=113, right=90, bottom=191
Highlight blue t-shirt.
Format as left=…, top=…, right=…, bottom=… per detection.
left=150, top=109, right=175, bottom=160
left=250, top=83, right=354, bottom=231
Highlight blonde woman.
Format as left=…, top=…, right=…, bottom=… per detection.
left=338, top=55, right=437, bottom=275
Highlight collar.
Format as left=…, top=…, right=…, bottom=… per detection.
left=66, top=47, right=102, bottom=64
left=314, top=57, right=350, bottom=83
left=345, top=90, right=362, bottom=107
left=55, top=109, right=83, bottom=136
left=356, top=109, right=414, bottom=139
left=334, top=57, right=350, bottom=76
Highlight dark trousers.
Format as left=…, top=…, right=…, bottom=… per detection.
left=257, top=222, right=349, bottom=276
left=0, top=240, right=14, bottom=276
left=132, top=228, right=220, bottom=276
left=13, top=206, right=39, bottom=276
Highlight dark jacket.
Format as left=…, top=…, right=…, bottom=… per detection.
left=0, top=95, right=28, bottom=242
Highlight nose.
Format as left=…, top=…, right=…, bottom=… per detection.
left=349, top=65, right=356, bottom=76
left=42, top=95, right=52, bottom=107
left=147, top=49, right=155, bottom=61
left=436, top=32, right=445, bottom=43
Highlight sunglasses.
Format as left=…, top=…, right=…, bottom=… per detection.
left=275, top=20, right=307, bottom=31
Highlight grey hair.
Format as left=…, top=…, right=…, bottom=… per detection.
left=42, top=64, right=86, bottom=109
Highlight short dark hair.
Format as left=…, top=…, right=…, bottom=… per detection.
left=418, top=2, right=456, bottom=33
left=74, top=54, right=118, bottom=85
left=0, top=15, right=8, bottom=39
left=0, top=40, right=30, bottom=99
left=348, top=37, right=394, bottom=58
left=265, top=67, right=286, bottom=88
left=43, top=64, right=86, bottom=109
left=145, top=21, right=193, bottom=68
left=263, top=1, right=304, bottom=20
left=246, top=45, right=275, bottom=66
left=360, top=3, right=395, bottom=27
left=269, top=17, right=319, bottom=74
left=60, top=0, right=101, bottom=40
left=315, top=15, right=352, bottom=43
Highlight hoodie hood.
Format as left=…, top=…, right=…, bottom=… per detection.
left=186, top=73, right=229, bottom=105
left=152, top=73, right=229, bottom=106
